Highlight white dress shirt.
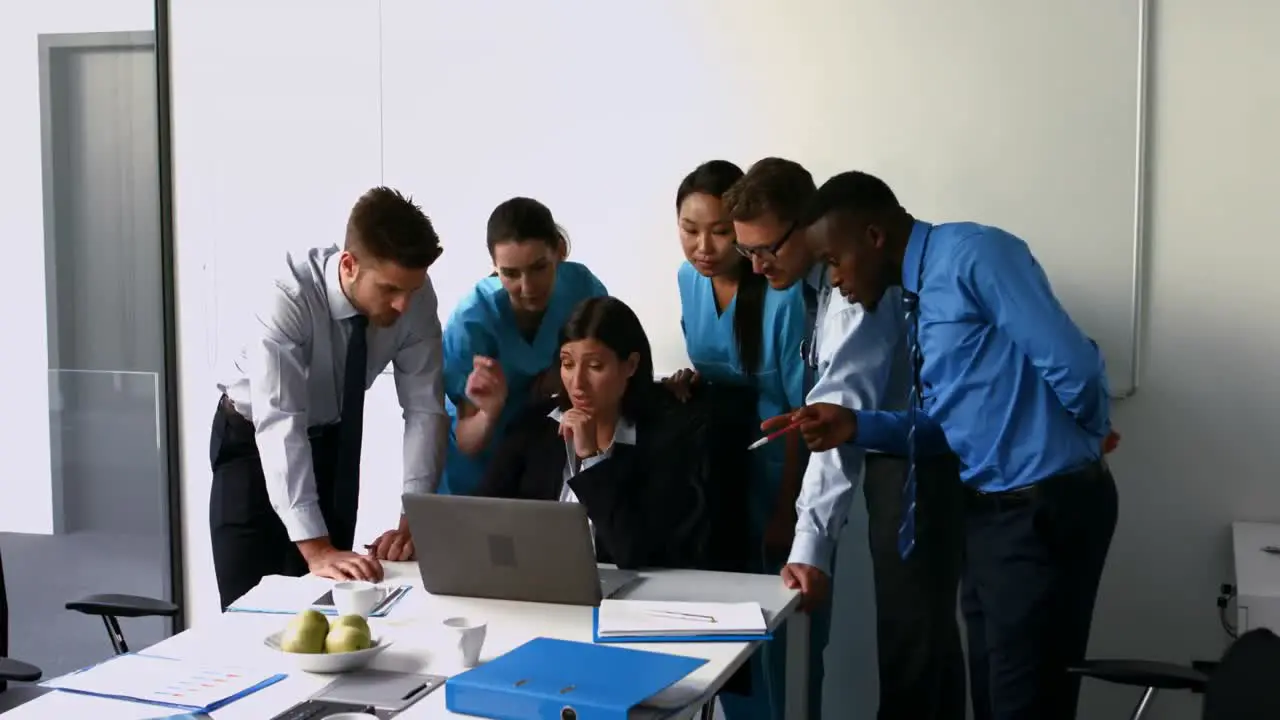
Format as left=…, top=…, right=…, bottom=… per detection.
left=788, top=265, right=911, bottom=574
left=218, top=245, right=447, bottom=542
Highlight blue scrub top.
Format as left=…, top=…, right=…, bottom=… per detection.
left=676, top=261, right=808, bottom=534
left=438, top=261, right=609, bottom=495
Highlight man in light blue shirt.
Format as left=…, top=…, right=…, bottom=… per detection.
left=784, top=170, right=1119, bottom=720
left=727, top=158, right=966, bottom=720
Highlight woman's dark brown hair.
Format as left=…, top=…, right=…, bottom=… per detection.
left=555, top=296, right=658, bottom=419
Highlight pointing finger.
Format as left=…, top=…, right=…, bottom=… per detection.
left=760, top=414, right=794, bottom=432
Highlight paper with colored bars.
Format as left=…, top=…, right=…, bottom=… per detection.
left=595, top=600, right=768, bottom=640
left=42, top=653, right=285, bottom=713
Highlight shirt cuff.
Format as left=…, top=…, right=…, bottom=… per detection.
left=853, top=409, right=892, bottom=451
left=402, top=476, right=436, bottom=497
left=787, top=529, right=835, bottom=576
left=579, top=454, right=609, bottom=472
left=279, top=502, right=328, bottom=543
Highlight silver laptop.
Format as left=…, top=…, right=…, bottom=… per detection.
left=402, top=494, right=639, bottom=606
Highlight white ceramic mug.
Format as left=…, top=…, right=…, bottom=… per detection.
left=332, top=581, right=382, bottom=618
left=441, top=616, right=487, bottom=668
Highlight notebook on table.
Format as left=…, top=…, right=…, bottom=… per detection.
left=593, top=600, right=770, bottom=643
left=225, top=574, right=411, bottom=617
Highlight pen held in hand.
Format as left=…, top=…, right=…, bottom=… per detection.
left=747, top=421, right=803, bottom=451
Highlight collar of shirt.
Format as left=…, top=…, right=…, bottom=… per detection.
left=547, top=406, right=638, bottom=448
left=804, top=263, right=827, bottom=293
left=900, top=220, right=936, bottom=295
left=323, top=245, right=361, bottom=321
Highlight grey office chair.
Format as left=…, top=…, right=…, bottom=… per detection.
left=66, top=593, right=180, bottom=655
left=0, top=658, right=41, bottom=685
left=0, top=657, right=44, bottom=712
left=1201, top=628, right=1280, bottom=719
left=1069, top=659, right=1210, bottom=719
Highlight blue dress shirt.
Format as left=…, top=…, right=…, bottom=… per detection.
left=855, top=221, right=1111, bottom=492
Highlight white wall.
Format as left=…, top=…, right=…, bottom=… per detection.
left=170, top=1, right=1280, bottom=718
left=379, top=0, right=1140, bottom=388
left=168, top=0, right=384, bottom=627
left=1078, top=1, right=1280, bottom=717
left=0, top=0, right=155, bottom=535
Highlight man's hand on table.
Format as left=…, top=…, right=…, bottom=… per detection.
left=298, top=537, right=384, bottom=582
left=781, top=562, right=830, bottom=613
left=368, top=515, right=416, bottom=562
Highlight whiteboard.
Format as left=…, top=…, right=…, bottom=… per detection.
left=379, top=0, right=1143, bottom=393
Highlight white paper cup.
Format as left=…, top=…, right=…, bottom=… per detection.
left=442, top=616, right=487, bottom=668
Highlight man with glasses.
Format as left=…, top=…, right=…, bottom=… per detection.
left=723, top=158, right=966, bottom=720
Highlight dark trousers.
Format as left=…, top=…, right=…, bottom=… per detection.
left=209, top=397, right=357, bottom=610
left=864, top=453, right=968, bottom=720
left=962, top=460, right=1118, bottom=720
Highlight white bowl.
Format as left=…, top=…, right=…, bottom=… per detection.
left=264, top=630, right=391, bottom=673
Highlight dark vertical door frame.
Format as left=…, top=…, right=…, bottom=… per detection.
left=154, top=0, right=186, bottom=631
left=37, top=25, right=184, bottom=634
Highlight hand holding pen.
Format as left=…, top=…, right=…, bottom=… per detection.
left=757, top=403, right=856, bottom=453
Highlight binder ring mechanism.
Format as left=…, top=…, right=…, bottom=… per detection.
left=558, top=683, right=578, bottom=720
left=512, top=678, right=579, bottom=720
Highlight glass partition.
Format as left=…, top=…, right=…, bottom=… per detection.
left=0, top=3, right=178, bottom=683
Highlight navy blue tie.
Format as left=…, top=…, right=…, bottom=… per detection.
left=899, top=291, right=922, bottom=559
left=335, top=315, right=369, bottom=528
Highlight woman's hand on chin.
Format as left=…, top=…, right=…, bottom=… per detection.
left=559, top=408, right=599, bottom=458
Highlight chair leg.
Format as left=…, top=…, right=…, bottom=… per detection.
left=100, top=615, right=129, bottom=655
left=1130, top=686, right=1158, bottom=720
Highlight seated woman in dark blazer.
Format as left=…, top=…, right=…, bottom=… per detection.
left=476, top=295, right=748, bottom=570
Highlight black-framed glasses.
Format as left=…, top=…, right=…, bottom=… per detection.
left=734, top=221, right=798, bottom=261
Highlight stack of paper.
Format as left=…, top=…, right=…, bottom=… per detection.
left=594, top=600, right=769, bottom=643
left=225, top=574, right=411, bottom=617
left=43, top=653, right=285, bottom=714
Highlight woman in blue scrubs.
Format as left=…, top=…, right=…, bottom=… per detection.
left=438, top=197, right=608, bottom=496
left=669, top=160, right=808, bottom=720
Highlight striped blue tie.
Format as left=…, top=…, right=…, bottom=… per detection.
left=898, top=291, right=921, bottom=559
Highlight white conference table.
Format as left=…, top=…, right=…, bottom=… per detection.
left=5, top=562, right=808, bottom=719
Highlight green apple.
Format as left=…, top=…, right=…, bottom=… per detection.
left=280, top=609, right=329, bottom=654
left=332, top=615, right=370, bottom=636
left=324, top=624, right=372, bottom=654
left=288, top=609, right=329, bottom=634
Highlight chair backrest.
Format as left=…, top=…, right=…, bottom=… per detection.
left=669, top=382, right=757, bottom=574
left=1203, top=628, right=1280, bottom=719
left=0, top=546, right=8, bottom=695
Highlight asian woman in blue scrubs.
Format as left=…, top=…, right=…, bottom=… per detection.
left=668, top=161, right=808, bottom=720
left=438, top=197, right=608, bottom=496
